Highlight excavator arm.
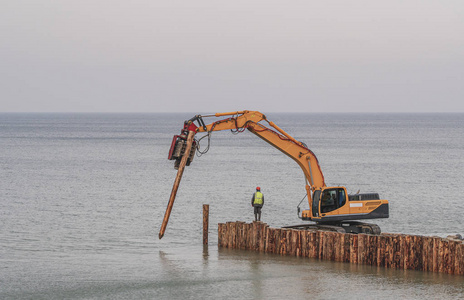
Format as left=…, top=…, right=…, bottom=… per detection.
left=194, top=111, right=326, bottom=191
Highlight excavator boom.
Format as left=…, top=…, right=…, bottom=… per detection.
left=195, top=111, right=325, bottom=190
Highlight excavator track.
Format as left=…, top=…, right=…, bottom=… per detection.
left=340, top=221, right=381, bottom=235
left=282, top=221, right=381, bottom=235
left=282, top=224, right=346, bottom=233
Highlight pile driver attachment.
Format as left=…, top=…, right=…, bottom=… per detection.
left=168, top=133, right=196, bottom=169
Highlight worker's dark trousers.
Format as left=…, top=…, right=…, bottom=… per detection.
left=254, top=206, right=262, bottom=221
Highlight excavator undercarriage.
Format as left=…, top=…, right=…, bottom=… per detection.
left=282, top=221, right=382, bottom=235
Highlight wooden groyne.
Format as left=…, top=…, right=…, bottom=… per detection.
left=218, top=221, right=464, bottom=275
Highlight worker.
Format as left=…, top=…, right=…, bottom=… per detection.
left=251, top=187, right=264, bottom=221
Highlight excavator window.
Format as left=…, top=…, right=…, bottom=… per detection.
left=320, top=188, right=346, bottom=213
left=338, top=189, right=346, bottom=207
left=312, top=190, right=321, bottom=217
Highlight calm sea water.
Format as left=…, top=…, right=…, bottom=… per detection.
left=1, top=113, right=463, bottom=299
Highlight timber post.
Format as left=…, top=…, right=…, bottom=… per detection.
left=203, top=204, right=209, bottom=245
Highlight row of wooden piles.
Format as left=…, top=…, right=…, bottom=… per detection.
left=217, top=221, right=464, bottom=275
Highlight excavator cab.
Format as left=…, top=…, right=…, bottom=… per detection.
left=302, top=186, right=388, bottom=224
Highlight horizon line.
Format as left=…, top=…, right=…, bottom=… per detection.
left=1, top=111, right=463, bottom=114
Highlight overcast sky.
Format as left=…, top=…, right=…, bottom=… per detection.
left=1, top=1, right=463, bottom=113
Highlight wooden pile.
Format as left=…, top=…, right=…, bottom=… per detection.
left=217, top=221, right=464, bottom=275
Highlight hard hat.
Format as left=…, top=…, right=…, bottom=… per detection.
left=256, top=187, right=260, bottom=191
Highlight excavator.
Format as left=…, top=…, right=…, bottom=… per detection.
left=159, top=110, right=389, bottom=239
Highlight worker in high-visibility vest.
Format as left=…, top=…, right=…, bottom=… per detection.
left=251, top=187, right=264, bottom=221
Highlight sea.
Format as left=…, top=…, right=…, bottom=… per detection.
left=1, top=112, right=463, bottom=299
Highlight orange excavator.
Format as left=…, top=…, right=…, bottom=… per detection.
left=159, top=111, right=388, bottom=239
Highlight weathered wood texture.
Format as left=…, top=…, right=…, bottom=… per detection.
left=217, top=221, right=464, bottom=275
left=203, top=204, right=209, bottom=245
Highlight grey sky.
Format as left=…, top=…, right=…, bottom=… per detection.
left=1, top=1, right=463, bottom=112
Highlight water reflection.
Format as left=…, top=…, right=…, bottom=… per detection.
left=250, top=259, right=263, bottom=299
left=158, top=250, right=183, bottom=278
left=203, top=244, right=209, bottom=260
left=217, top=247, right=464, bottom=299
left=202, top=244, right=209, bottom=273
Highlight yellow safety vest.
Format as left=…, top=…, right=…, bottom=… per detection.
left=254, top=192, right=263, bottom=205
